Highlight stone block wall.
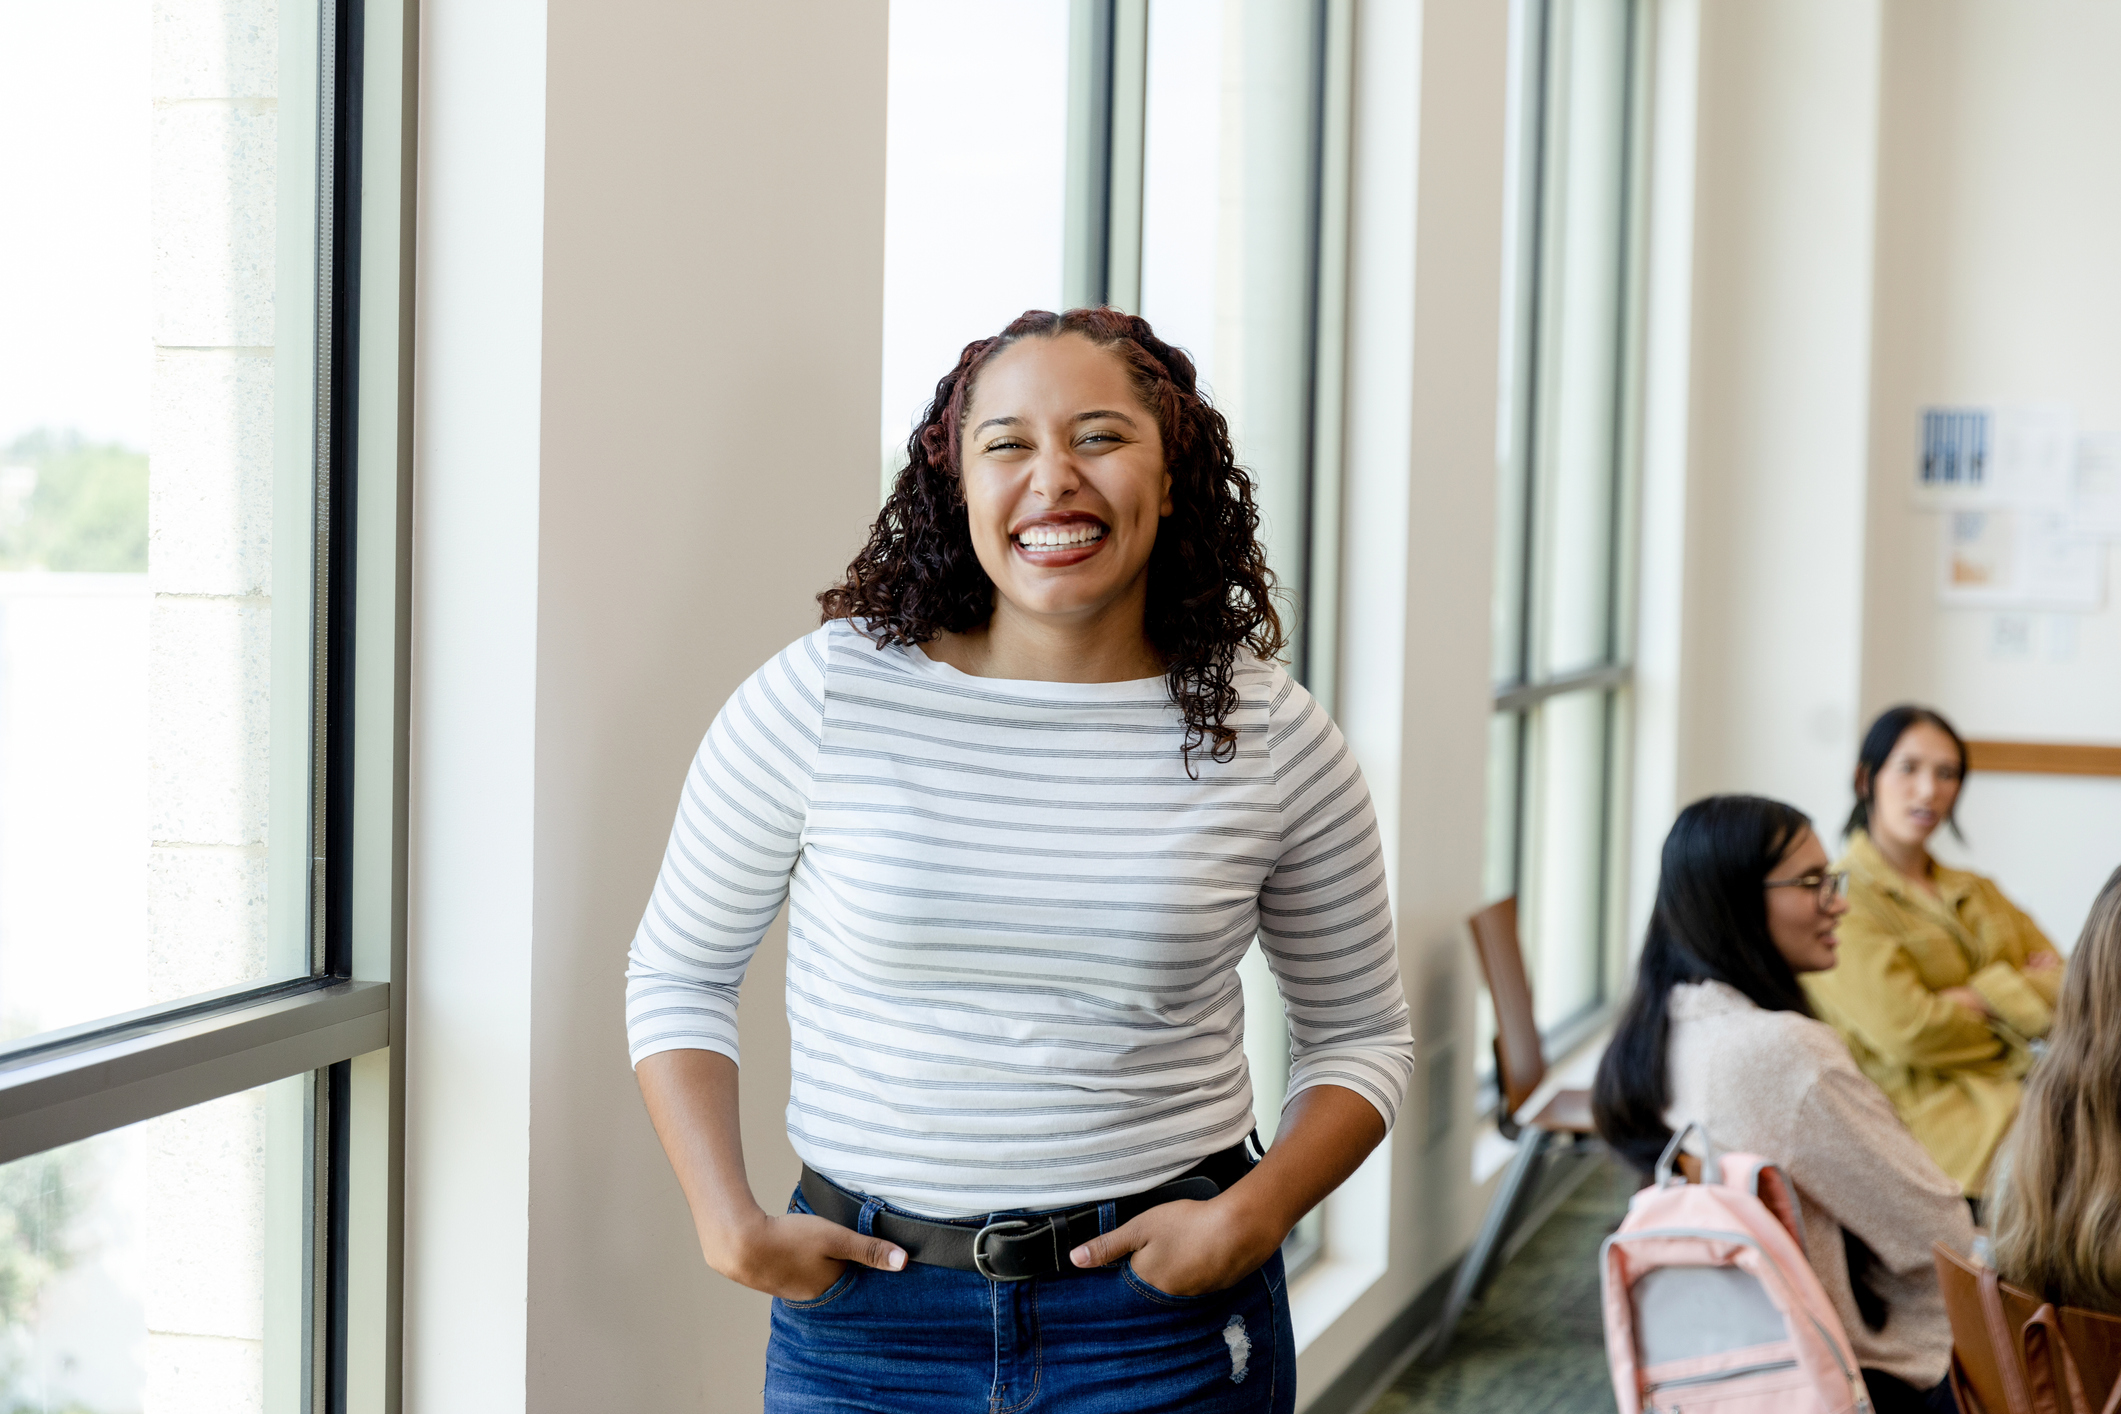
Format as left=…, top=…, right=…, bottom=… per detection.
left=143, top=1, right=284, bottom=1408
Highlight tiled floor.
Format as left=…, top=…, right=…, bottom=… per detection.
left=1363, top=1156, right=1635, bottom=1414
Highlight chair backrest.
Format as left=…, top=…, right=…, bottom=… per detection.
left=1468, top=897, right=1546, bottom=1116
left=2054, top=1307, right=2121, bottom=1413
left=1935, top=1244, right=2121, bottom=1414
left=2023, top=1302, right=2121, bottom=1414
left=1938, top=1242, right=2037, bottom=1413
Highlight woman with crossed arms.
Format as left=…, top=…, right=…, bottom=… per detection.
left=625, top=308, right=1414, bottom=1412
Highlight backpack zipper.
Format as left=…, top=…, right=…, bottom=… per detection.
left=1645, top=1358, right=1802, bottom=1412
left=1648, top=1357, right=1799, bottom=1392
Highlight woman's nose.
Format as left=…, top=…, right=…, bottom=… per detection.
left=1027, top=448, right=1083, bottom=501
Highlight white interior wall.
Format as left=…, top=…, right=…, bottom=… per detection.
left=1862, top=0, right=2121, bottom=947
left=1641, top=0, right=2121, bottom=952
left=1664, top=0, right=1883, bottom=839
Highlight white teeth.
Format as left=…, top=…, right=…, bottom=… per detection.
left=1018, top=523, right=1105, bottom=548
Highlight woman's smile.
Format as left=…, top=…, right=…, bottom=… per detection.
left=1010, top=512, right=1110, bottom=565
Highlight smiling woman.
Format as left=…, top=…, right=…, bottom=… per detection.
left=627, top=307, right=1413, bottom=1412
left=822, top=307, right=1283, bottom=768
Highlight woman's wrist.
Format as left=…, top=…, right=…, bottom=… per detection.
left=1212, top=1180, right=1299, bottom=1268
left=695, top=1190, right=773, bottom=1274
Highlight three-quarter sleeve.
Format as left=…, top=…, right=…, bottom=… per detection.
left=1255, top=677, right=1417, bottom=1129
left=623, top=632, right=827, bottom=1068
left=1788, top=1065, right=1974, bottom=1276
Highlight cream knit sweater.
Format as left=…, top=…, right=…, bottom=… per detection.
left=1663, top=979, right=1974, bottom=1386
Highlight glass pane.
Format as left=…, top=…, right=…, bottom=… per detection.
left=1490, top=0, right=1542, bottom=691
left=1473, top=712, right=1524, bottom=1083
left=881, top=0, right=1072, bottom=489
left=1529, top=0, right=1631, bottom=679
left=0, top=1074, right=309, bottom=1412
left=0, top=0, right=322, bottom=1046
left=1237, top=940, right=1288, bottom=1143
left=1138, top=2, right=1325, bottom=1184
left=1521, top=688, right=1611, bottom=1031
left=1138, top=0, right=1322, bottom=656
left=1238, top=938, right=1323, bottom=1274
left=1482, top=712, right=1524, bottom=904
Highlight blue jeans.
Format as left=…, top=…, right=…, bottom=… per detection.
left=766, top=1180, right=1297, bottom=1413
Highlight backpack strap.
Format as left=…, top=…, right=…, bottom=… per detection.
left=1654, top=1122, right=1703, bottom=1188
left=1981, top=1266, right=2039, bottom=1414
left=1710, top=1152, right=1810, bottom=1258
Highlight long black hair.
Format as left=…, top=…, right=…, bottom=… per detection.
left=1845, top=704, right=1968, bottom=840
left=1592, top=794, right=1817, bottom=1175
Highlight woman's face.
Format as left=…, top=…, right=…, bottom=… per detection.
left=1765, top=828, right=1847, bottom=974
left=957, top=334, right=1171, bottom=633
left=1866, top=722, right=1964, bottom=852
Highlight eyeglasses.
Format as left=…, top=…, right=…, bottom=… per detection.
left=1764, top=869, right=1850, bottom=909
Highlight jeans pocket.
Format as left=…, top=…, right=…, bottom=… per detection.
left=775, top=1264, right=860, bottom=1312
left=1120, top=1257, right=1250, bottom=1306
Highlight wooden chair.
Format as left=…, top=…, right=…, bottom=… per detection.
left=1935, top=1243, right=2121, bottom=1414
left=1425, top=897, right=1601, bottom=1361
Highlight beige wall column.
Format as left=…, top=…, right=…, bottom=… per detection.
left=525, top=1, right=886, bottom=1407
left=406, top=1, right=885, bottom=1409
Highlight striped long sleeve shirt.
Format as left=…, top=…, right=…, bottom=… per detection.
left=624, top=620, right=1415, bottom=1217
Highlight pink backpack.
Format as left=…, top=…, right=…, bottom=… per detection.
left=1601, top=1125, right=1873, bottom=1413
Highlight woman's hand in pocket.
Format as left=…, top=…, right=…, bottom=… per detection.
left=714, top=1207, right=907, bottom=1301
left=1070, top=1087, right=1389, bottom=1295
left=1068, top=1195, right=1280, bottom=1297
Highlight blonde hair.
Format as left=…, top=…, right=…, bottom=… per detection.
left=1990, top=866, right=2121, bottom=1313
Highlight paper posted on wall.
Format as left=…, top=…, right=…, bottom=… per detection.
left=1938, top=508, right=2105, bottom=609
left=1915, top=405, right=2075, bottom=510
left=2071, top=432, right=2121, bottom=539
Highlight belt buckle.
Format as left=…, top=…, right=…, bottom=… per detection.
left=971, top=1219, right=1035, bottom=1282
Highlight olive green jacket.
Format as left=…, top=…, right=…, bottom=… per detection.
left=1800, top=831, right=2063, bottom=1196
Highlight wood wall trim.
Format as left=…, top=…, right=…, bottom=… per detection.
left=1965, top=740, right=2121, bottom=778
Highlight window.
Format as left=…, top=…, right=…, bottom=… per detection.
left=1482, top=0, right=1648, bottom=1078
left=880, top=0, right=1073, bottom=491
left=0, top=1076, right=311, bottom=1408
left=881, top=0, right=1354, bottom=1273
left=0, top=1, right=404, bottom=1406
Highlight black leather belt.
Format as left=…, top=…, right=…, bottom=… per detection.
left=799, top=1138, right=1258, bottom=1283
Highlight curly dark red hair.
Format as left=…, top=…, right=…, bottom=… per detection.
left=818, top=307, right=1286, bottom=768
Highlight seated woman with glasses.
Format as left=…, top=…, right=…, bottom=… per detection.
left=1595, top=795, right=1974, bottom=1414
left=1801, top=706, right=2064, bottom=1199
